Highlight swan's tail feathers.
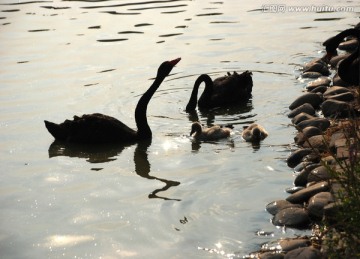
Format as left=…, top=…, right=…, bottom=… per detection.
left=44, top=120, right=67, bottom=141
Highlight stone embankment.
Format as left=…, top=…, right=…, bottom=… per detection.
left=249, top=26, right=359, bottom=259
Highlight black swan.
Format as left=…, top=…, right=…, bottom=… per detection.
left=185, top=71, right=253, bottom=112
left=241, top=123, right=268, bottom=142
left=44, top=58, right=181, bottom=143
left=190, top=122, right=231, bottom=140
left=323, top=28, right=360, bottom=85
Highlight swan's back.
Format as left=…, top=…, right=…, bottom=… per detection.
left=242, top=123, right=268, bottom=142
left=191, top=122, right=231, bottom=140
left=44, top=113, right=137, bottom=143
left=204, top=71, right=253, bottom=106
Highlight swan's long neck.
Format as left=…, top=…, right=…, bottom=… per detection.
left=135, top=76, right=165, bottom=139
left=185, top=74, right=213, bottom=111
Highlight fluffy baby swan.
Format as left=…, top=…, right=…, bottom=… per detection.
left=190, top=122, right=231, bottom=141
left=241, top=123, right=268, bottom=142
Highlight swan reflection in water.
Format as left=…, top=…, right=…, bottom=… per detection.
left=48, top=140, right=181, bottom=201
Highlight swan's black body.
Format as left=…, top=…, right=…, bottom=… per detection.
left=323, top=28, right=360, bottom=85
left=185, top=71, right=253, bottom=112
left=44, top=58, right=181, bottom=143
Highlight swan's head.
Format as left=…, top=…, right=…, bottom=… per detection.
left=158, top=57, right=181, bottom=78
left=252, top=127, right=262, bottom=140
left=190, top=122, right=202, bottom=136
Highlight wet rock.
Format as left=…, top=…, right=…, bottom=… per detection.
left=303, top=59, right=330, bottom=76
left=294, top=126, right=323, bottom=145
left=291, top=112, right=315, bottom=125
left=284, top=246, right=322, bottom=259
left=294, top=164, right=321, bottom=187
left=288, top=103, right=315, bottom=118
left=289, top=93, right=323, bottom=110
left=266, top=200, right=302, bottom=215
left=286, top=148, right=313, bottom=168
left=272, top=207, right=310, bottom=228
left=293, top=161, right=320, bottom=174
left=323, top=86, right=351, bottom=97
left=301, top=71, right=323, bottom=79
left=279, top=238, right=311, bottom=252
left=285, top=186, right=305, bottom=194
left=308, top=192, right=334, bottom=219
left=259, top=251, right=285, bottom=259
left=302, top=135, right=327, bottom=151
left=325, top=92, right=355, bottom=102
left=306, top=76, right=331, bottom=90
left=307, top=165, right=331, bottom=183
left=296, top=118, right=330, bottom=131
left=286, top=181, right=329, bottom=204
left=321, top=99, right=350, bottom=118
left=302, top=152, right=321, bottom=164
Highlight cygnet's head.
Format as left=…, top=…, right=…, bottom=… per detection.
left=190, top=122, right=202, bottom=136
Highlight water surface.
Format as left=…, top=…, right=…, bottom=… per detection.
left=1, top=0, right=359, bottom=258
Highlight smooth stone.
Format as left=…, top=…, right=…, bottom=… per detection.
left=306, top=76, right=331, bottom=89
left=323, top=86, right=351, bottom=97
left=338, top=38, right=358, bottom=51
left=279, top=238, right=311, bottom=252
left=286, top=181, right=329, bottom=204
left=301, top=71, right=323, bottom=79
left=329, top=53, right=350, bottom=68
left=284, top=246, right=322, bottom=259
left=325, top=92, right=355, bottom=102
left=291, top=112, right=315, bottom=125
left=321, top=99, right=350, bottom=118
left=289, top=93, right=323, bottom=110
left=293, top=161, right=320, bottom=174
left=288, top=103, right=315, bottom=118
left=259, top=251, right=285, bottom=259
left=302, top=135, right=327, bottom=151
left=272, top=207, right=310, bottom=228
left=307, top=165, right=331, bottom=183
left=294, top=126, right=323, bottom=145
left=303, top=60, right=330, bottom=76
left=308, top=192, right=334, bottom=219
left=285, top=186, right=305, bottom=194
left=266, top=200, right=302, bottom=215
left=294, top=164, right=321, bottom=187
left=296, top=118, right=330, bottom=131
left=309, top=85, right=328, bottom=94
left=286, top=148, right=313, bottom=168
left=332, top=73, right=352, bottom=87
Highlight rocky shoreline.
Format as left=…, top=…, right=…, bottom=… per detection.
left=247, top=25, right=359, bottom=259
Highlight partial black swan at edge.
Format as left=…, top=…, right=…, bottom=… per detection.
left=323, top=28, right=360, bottom=85
left=185, top=71, right=253, bottom=112
left=44, top=58, right=181, bottom=143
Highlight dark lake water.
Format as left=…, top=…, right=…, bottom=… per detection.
left=1, top=0, right=359, bottom=258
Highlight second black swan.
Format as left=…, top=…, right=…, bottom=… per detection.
left=44, top=58, right=181, bottom=143
left=185, top=71, right=253, bottom=112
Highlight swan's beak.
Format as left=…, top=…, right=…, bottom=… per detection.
left=169, top=57, right=181, bottom=67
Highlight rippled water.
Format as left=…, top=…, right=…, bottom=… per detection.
left=1, top=0, right=359, bottom=258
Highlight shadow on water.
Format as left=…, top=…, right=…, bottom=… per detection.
left=186, top=100, right=255, bottom=127
left=48, top=139, right=181, bottom=201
